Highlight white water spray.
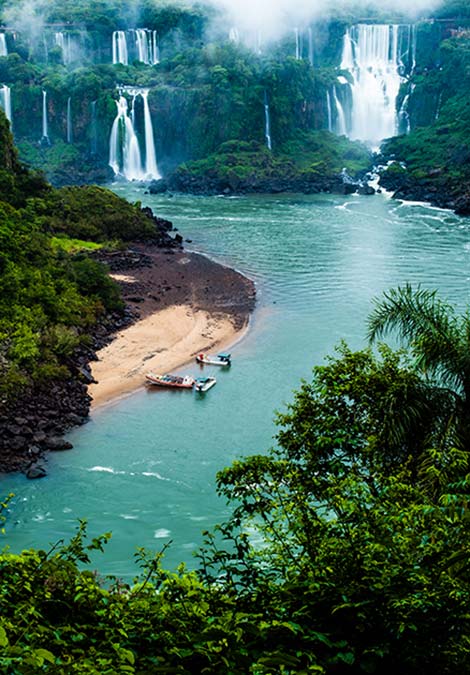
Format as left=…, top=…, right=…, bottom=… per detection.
left=229, top=27, right=240, bottom=43
left=0, top=85, right=11, bottom=124
left=0, top=34, right=7, bottom=57
left=333, top=86, right=347, bottom=136
left=326, top=89, right=332, bottom=132
left=142, top=89, right=160, bottom=178
left=308, top=27, right=313, bottom=66
left=264, top=91, right=272, bottom=150
left=339, top=24, right=406, bottom=145
left=294, top=27, right=300, bottom=60
left=109, top=96, right=144, bottom=180
left=112, top=31, right=128, bottom=65
left=42, top=89, right=49, bottom=142
left=55, top=32, right=71, bottom=65
left=109, top=90, right=160, bottom=181
left=135, top=29, right=150, bottom=64
left=67, top=96, right=72, bottom=143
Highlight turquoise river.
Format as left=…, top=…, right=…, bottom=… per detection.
left=1, top=189, right=470, bottom=577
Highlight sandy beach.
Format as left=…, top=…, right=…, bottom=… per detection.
left=88, top=246, right=255, bottom=409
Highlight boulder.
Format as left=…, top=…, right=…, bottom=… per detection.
left=26, top=462, right=47, bottom=479
left=44, top=436, right=73, bottom=451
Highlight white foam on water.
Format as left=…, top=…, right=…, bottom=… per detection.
left=154, top=528, right=171, bottom=538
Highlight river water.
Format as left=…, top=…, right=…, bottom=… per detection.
left=1, top=190, right=469, bottom=576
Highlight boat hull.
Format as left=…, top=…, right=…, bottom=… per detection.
left=146, top=373, right=195, bottom=388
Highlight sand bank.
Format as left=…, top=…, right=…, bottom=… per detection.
left=88, top=246, right=255, bottom=409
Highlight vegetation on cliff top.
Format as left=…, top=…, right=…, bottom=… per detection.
left=2, top=287, right=470, bottom=673
left=380, top=34, right=470, bottom=208
left=0, top=112, right=159, bottom=400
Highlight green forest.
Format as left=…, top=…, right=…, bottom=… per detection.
left=1, top=0, right=470, bottom=672
left=2, top=288, right=470, bottom=673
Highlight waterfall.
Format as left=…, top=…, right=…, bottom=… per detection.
left=151, top=31, right=160, bottom=64
left=109, top=90, right=160, bottom=181
left=339, top=24, right=406, bottom=145
left=0, top=34, right=7, bottom=57
left=0, top=85, right=11, bottom=123
left=326, top=89, right=332, bottom=132
left=263, top=91, right=272, bottom=151
left=90, top=100, right=97, bottom=154
left=435, top=91, right=443, bottom=120
left=109, top=96, right=144, bottom=180
left=55, top=32, right=71, bottom=65
left=142, top=89, right=160, bottom=178
left=409, top=24, right=417, bottom=74
left=333, top=87, right=347, bottom=136
left=294, top=27, right=300, bottom=60
left=135, top=29, right=150, bottom=64
left=112, top=31, right=128, bottom=65
left=229, top=27, right=239, bottom=44
left=66, top=97, right=72, bottom=143
left=308, top=27, right=314, bottom=66
left=42, top=90, right=50, bottom=143
left=398, top=84, right=414, bottom=135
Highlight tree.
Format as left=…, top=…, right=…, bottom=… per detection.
left=367, top=284, right=470, bottom=446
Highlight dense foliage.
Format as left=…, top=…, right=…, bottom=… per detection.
left=2, top=291, right=470, bottom=673
left=172, top=133, right=371, bottom=193
left=380, top=34, right=470, bottom=207
left=0, top=112, right=159, bottom=399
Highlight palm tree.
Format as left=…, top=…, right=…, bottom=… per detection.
left=367, top=284, right=470, bottom=447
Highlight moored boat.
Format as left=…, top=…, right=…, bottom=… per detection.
left=196, top=352, right=231, bottom=366
left=146, top=373, right=195, bottom=388
left=194, top=376, right=217, bottom=392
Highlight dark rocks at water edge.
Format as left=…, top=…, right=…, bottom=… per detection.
left=0, top=307, right=137, bottom=477
left=150, top=173, right=375, bottom=198
left=378, top=166, right=470, bottom=214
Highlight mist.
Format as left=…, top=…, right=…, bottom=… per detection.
left=206, top=0, right=445, bottom=43
left=3, top=0, right=47, bottom=45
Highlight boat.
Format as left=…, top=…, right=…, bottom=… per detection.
left=146, top=373, right=195, bottom=389
left=196, top=352, right=231, bottom=366
left=194, top=376, right=217, bottom=392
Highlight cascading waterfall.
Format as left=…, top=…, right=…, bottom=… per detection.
left=339, top=24, right=411, bottom=145
left=109, top=90, right=160, bottom=181
left=263, top=91, right=272, bottom=151
left=55, top=32, right=71, bottom=65
left=135, top=29, right=150, bottom=64
left=90, top=100, right=97, bottom=154
left=294, top=28, right=300, bottom=60
left=326, top=89, right=332, bottom=132
left=42, top=90, right=50, bottom=143
left=141, top=89, right=160, bottom=178
left=308, top=27, right=314, bottom=66
left=409, top=24, right=417, bottom=74
left=0, top=85, right=11, bottom=123
left=333, top=86, right=347, bottom=136
left=112, top=31, right=128, bottom=65
left=66, top=97, right=72, bottom=143
left=0, top=34, right=7, bottom=57
left=109, top=96, right=144, bottom=180
left=435, top=91, right=443, bottom=120
left=113, top=30, right=159, bottom=65
left=229, top=27, right=239, bottom=44
left=398, top=83, right=414, bottom=134
left=151, top=31, right=160, bottom=64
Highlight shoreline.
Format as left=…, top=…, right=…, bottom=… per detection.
left=88, top=246, right=256, bottom=410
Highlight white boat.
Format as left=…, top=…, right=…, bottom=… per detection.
left=194, top=376, right=217, bottom=392
left=196, top=352, right=231, bottom=366
left=146, top=373, right=195, bottom=389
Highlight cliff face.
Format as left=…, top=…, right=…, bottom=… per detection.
left=0, top=1, right=469, bottom=196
